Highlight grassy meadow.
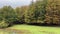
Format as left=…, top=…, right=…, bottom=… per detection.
left=0, top=24, right=60, bottom=34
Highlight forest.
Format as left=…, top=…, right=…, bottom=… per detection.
left=0, top=0, right=60, bottom=28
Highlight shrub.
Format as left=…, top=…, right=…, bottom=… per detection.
left=0, top=20, right=9, bottom=28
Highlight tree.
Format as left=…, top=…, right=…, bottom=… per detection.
left=26, top=0, right=47, bottom=24
left=15, top=6, right=29, bottom=23
left=34, top=0, right=47, bottom=23
left=0, top=6, right=17, bottom=28
left=25, top=0, right=36, bottom=23
left=45, top=0, right=60, bottom=25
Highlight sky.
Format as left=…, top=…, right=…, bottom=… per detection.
left=0, top=0, right=36, bottom=8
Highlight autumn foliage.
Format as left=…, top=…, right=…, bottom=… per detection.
left=45, top=0, right=60, bottom=25
left=0, top=0, right=60, bottom=28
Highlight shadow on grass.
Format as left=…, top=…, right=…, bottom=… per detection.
left=27, top=23, right=60, bottom=27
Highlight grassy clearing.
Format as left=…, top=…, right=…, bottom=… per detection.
left=0, top=24, right=60, bottom=34
left=9, top=24, right=60, bottom=34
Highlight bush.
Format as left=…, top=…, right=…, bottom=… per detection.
left=0, top=20, right=9, bottom=28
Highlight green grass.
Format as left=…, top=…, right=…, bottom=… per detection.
left=9, top=24, right=60, bottom=34
left=0, top=24, right=60, bottom=34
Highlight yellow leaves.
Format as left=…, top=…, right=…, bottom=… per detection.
left=45, top=0, right=60, bottom=24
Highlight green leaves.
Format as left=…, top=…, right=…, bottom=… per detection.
left=25, top=0, right=47, bottom=23
left=0, top=6, right=17, bottom=28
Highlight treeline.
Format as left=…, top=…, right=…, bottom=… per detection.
left=0, top=0, right=60, bottom=28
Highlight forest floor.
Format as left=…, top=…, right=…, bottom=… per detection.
left=0, top=24, right=60, bottom=34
